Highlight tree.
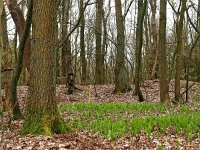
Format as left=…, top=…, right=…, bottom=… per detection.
left=61, top=0, right=74, bottom=94
left=158, top=0, right=169, bottom=103
left=95, top=0, right=104, bottom=84
left=0, top=0, right=3, bottom=114
left=102, top=1, right=110, bottom=84
left=134, top=0, right=147, bottom=102
left=114, top=0, right=131, bottom=93
left=80, top=0, right=87, bottom=84
left=2, top=6, right=12, bottom=111
left=21, top=0, right=68, bottom=135
left=61, top=0, right=70, bottom=78
left=174, top=0, right=187, bottom=103
left=149, top=0, right=158, bottom=79
left=6, top=0, right=31, bottom=71
left=195, top=0, right=200, bottom=80
left=11, top=0, right=33, bottom=120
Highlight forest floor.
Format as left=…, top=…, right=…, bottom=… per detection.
left=0, top=80, right=200, bottom=150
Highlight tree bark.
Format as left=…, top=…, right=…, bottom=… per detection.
left=61, top=0, right=74, bottom=94
left=149, top=0, right=158, bottom=79
left=102, top=7, right=109, bottom=84
left=1, top=7, right=12, bottom=111
left=61, top=0, right=70, bottom=78
left=174, top=0, right=187, bottom=103
left=6, top=0, right=31, bottom=71
left=80, top=0, right=87, bottom=84
left=114, top=0, right=131, bottom=93
left=21, top=0, right=68, bottom=135
left=11, top=0, right=33, bottom=120
left=95, top=0, right=104, bottom=84
left=0, top=0, right=3, bottom=114
left=134, top=0, right=147, bottom=101
left=158, top=0, right=169, bottom=103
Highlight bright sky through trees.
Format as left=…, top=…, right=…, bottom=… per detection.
left=6, top=0, right=198, bottom=41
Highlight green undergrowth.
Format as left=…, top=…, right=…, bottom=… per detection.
left=59, top=102, right=200, bottom=140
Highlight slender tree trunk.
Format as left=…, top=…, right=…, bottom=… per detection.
left=198, top=0, right=200, bottom=29
left=61, top=0, right=74, bottom=94
left=95, top=0, right=104, bottom=84
left=144, top=11, right=151, bottom=79
left=21, top=0, right=28, bottom=85
left=150, top=0, right=158, bottom=79
left=61, top=0, right=69, bottom=78
left=80, top=0, right=87, bottom=84
left=22, top=0, right=68, bottom=135
left=1, top=7, right=12, bottom=111
left=196, top=0, right=200, bottom=81
left=6, top=0, right=31, bottom=71
left=134, top=0, right=147, bottom=101
left=158, top=0, right=169, bottom=103
left=102, top=12, right=108, bottom=84
left=174, top=0, right=187, bottom=103
left=13, top=29, right=18, bottom=63
left=103, top=0, right=111, bottom=84
left=11, top=0, right=33, bottom=120
left=0, top=0, right=3, bottom=114
left=114, top=0, right=131, bottom=93
left=74, top=30, right=79, bottom=81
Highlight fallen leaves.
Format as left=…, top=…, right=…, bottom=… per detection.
left=0, top=80, right=200, bottom=149
left=1, top=123, right=200, bottom=149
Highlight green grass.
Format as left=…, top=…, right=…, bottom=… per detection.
left=59, top=102, right=200, bottom=140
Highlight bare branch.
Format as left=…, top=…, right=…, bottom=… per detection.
left=57, top=0, right=96, bottom=50
left=123, top=0, right=134, bottom=19
left=167, top=0, right=178, bottom=15
left=186, top=9, right=199, bottom=33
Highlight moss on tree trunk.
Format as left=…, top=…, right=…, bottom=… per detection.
left=21, top=108, right=69, bottom=135
left=21, top=0, right=69, bottom=135
left=11, top=0, right=33, bottom=120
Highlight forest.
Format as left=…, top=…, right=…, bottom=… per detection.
left=0, top=0, right=200, bottom=149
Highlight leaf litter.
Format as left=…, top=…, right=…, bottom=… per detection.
left=0, top=80, right=200, bottom=149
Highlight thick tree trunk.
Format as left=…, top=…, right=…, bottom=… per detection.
left=6, top=0, right=31, bottom=71
left=21, top=0, right=68, bottom=135
left=158, top=0, right=169, bottom=103
left=114, top=0, right=131, bottom=93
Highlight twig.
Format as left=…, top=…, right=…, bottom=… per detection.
left=123, top=0, right=134, bottom=20
left=181, top=82, right=196, bottom=96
